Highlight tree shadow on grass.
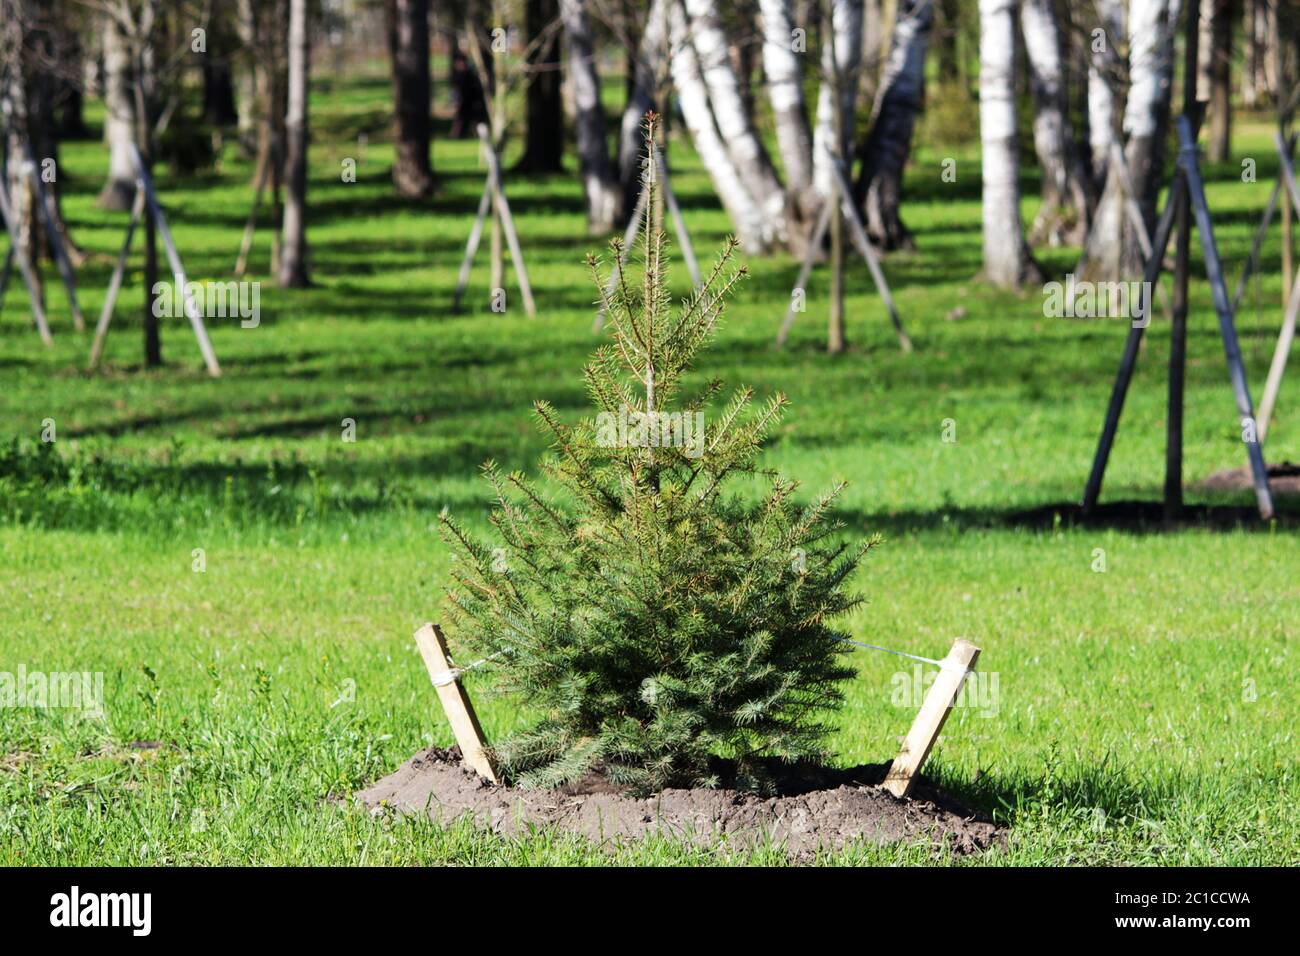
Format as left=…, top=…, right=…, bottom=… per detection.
left=922, top=754, right=1195, bottom=832
left=834, top=498, right=1300, bottom=538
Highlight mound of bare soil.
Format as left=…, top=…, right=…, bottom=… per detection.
left=1201, top=461, right=1300, bottom=495
left=357, top=747, right=1003, bottom=861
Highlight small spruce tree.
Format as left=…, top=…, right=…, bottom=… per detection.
left=439, top=116, right=876, bottom=794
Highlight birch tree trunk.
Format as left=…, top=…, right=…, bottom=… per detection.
left=759, top=0, right=813, bottom=198
left=861, top=0, right=883, bottom=104
left=1198, top=0, right=1232, bottom=162
left=618, top=0, right=667, bottom=215
left=562, top=0, right=619, bottom=231
left=667, top=0, right=770, bottom=251
left=682, top=0, right=787, bottom=236
left=279, top=0, right=310, bottom=287
left=978, top=0, right=1039, bottom=286
left=1079, top=0, right=1175, bottom=280
left=1085, top=0, right=1123, bottom=189
left=811, top=0, right=863, bottom=204
left=98, top=12, right=137, bottom=211
left=1021, top=0, right=1092, bottom=246
left=1, top=0, right=42, bottom=306
left=1243, top=0, right=1257, bottom=106
left=387, top=0, right=436, bottom=198
left=853, top=0, right=932, bottom=251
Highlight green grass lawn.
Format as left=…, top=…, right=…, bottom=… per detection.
left=1, top=65, right=1297, bottom=865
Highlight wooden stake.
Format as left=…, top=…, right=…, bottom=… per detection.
left=593, top=181, right=650, bottom=332
left=88, top=187, right=145, bottom=370
left=657, top=150, right=701, bottom=288
left=234, top=135, right=273, bottom=278
left=452, top=177, right=493, bottom=312
left=0, top=244, right=13, bottom=315
left=776, top=196, right=834, bottom=347
left=130, top=144, right=222, bottom=377
left=478, top=124, right=536, bottom=318
left=413, top=623, right=498, bottom=784
left=831, top=158, right=913, bottom=352
left=23, top=154, right=85, bottom=331
left=0, top=173, right=53, bottom=346
left=883, top=639, right=980, bottom=799
left=1256, top=266, right=1300, bottom=441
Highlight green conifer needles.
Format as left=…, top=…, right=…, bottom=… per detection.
left=439, top=115, right=877, bottom=794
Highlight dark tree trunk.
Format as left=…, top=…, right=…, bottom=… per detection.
left=55, top=23, right=88, bottom=139
left=203, top=58, right=240, bottom=127
left=448, top=35, right=488, bottom=139
left=516, top=0, right=565, bottom=173
left=143, top=193, right=161, bottom=367
left=386, top=0, right=436, bottom=197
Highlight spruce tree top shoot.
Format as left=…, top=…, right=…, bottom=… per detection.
left=440, top=116, right=876, bottom=794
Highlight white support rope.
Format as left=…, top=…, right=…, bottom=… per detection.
left=426, top=650, right=509, bottom=687
left=829, top=635, right=976, bottom=677
left=429, top=636, right=973, bottom=686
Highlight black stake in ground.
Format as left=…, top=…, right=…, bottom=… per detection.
left=1083, top=0, right=1274, bottom=522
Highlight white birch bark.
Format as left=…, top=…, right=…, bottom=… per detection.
left=1021, top=0, right=1091, bottom=245
left=1080, top=0, right=1176, bottom=279
left=853, top=0, right=932, bottom=249
left=1086, top=0, right=1123, bottom=188
left=682, top=0, right=786, bottom=230
left=668, top=1, right=770, bottom=251
left=978, top=0, right=1036, bottom=286
left=811, top=0, right=863, bottom=202
left=98, top=13, right=137, bottom=210
left=759, top=0, right=813, bottom=196
left=618, top=0, right=667, bottom=207
left=562, top=0, right=619, bottom=232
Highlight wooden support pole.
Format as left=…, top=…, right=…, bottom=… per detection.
left=1256, top=266, right=1300, bottom=441
left=831, top=158, right=913, bottom=353
left=1233, top=134, right=1298, bottom=314
left=130, top=144, right=222, bottom=377
left=88, top=187, right=145, bottom=370
left=23, top=156, right=85, bottom=331
left=414, top=623, right=498, bottom=784
left=452, top=176, right=494, bottom=313
left=883, top=639, right=981, bottom=799
left=1109, top=140, right=1175, bottom=320
left=657, top=150, right=701, bottom=289
left=775, top=195, right=834, bottom=347
left=477, top=124, right=536, bottom=318
left=0, top=172, right=53, bottom=346
left=234, top=138, right=273, bottom=278
left=0, top=244, right=12, bottom=315
left=593, top=174, right=650, bottom=332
